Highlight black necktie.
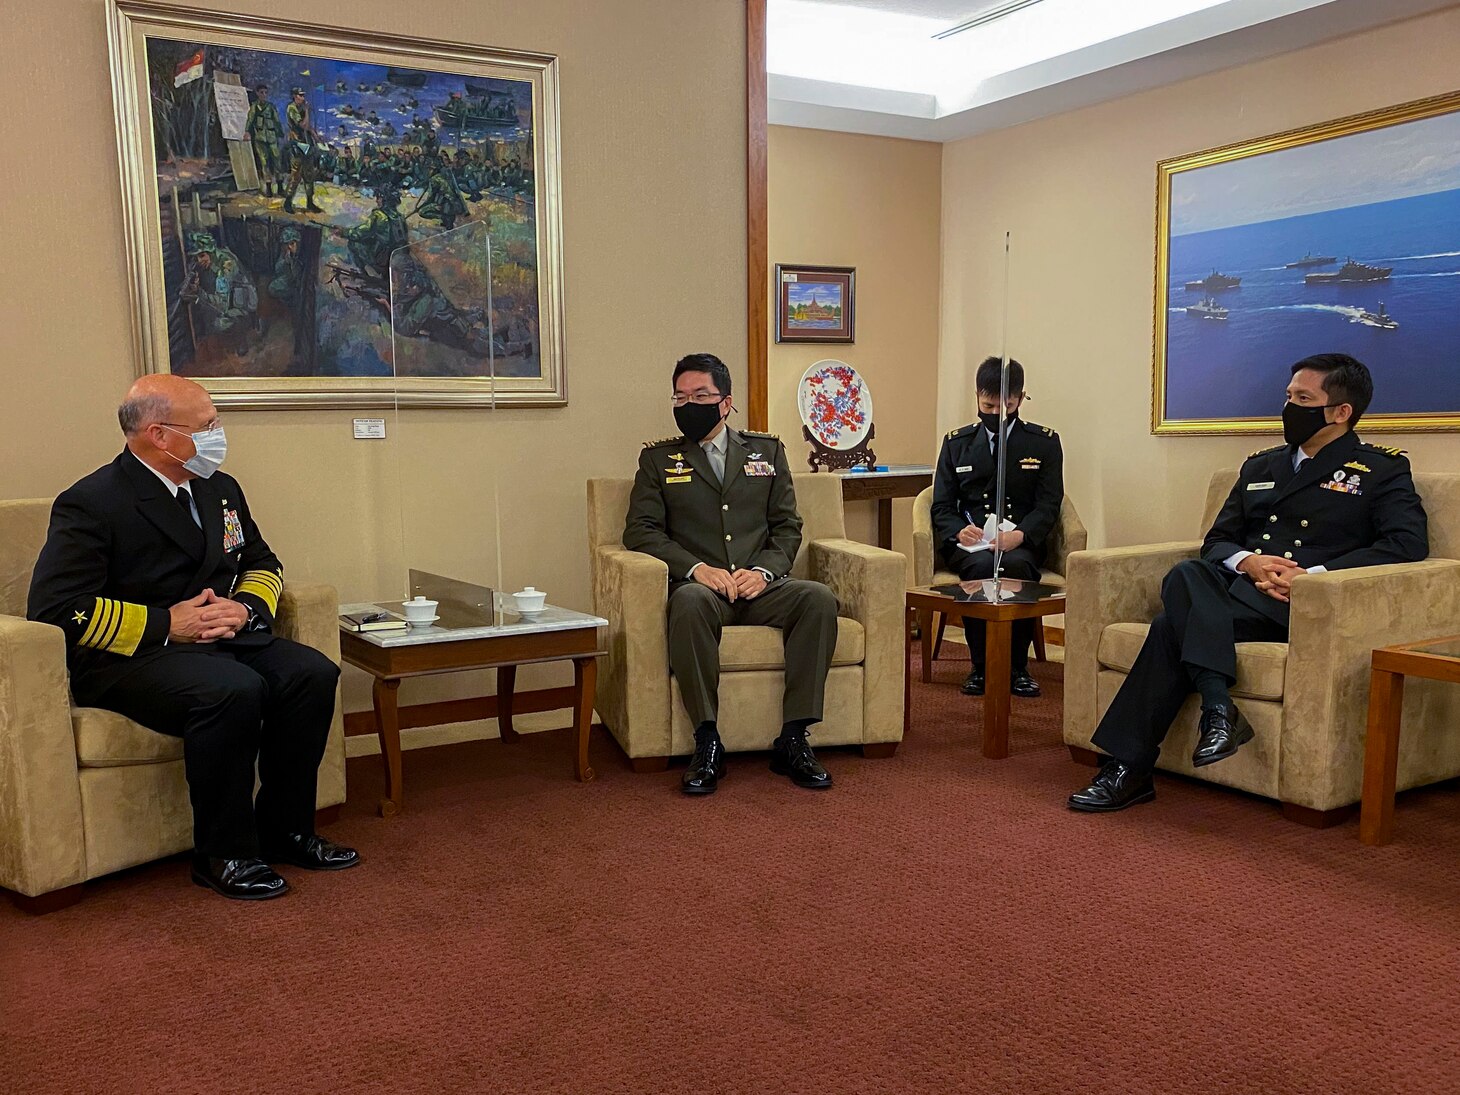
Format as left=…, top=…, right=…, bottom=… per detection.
left=176, top=488, right=198, bottom=528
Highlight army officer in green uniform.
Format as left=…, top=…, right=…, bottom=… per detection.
left=624, top=353, right=838, bottom=795
left=931, top=356, right=1064, bottom=699
left=245, top=83, right=284, bottom=197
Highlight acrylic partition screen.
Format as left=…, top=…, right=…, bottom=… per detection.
left=388, top=219, right=503, bottom=610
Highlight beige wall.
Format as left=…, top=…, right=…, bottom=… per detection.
left=0, top=0, right=746, bottom=728
left=768, top=125, right=941, bottom=574
left=939, top=7, right=1460, bottom=550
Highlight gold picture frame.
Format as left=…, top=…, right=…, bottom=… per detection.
left=107, top=0, right=566, bottom=408
left=1153, top=89, right=1460, bottom=435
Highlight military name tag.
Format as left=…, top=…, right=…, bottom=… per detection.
left=745, top=461, right=775, bottom=477
left=222, top=508, right=245, bottom=551
left=1247, top=482, right=1276, bottom=491
left=666, top=475, right=692, bottom=484
left=955, top=465, right=973, bottom=473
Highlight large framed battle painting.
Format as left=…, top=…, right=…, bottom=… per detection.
left=106, top=1, right=565, bottom=408
left=1153, top=90, right=1460, bottom=435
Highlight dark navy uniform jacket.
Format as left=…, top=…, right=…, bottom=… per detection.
left=27, top=452, right=285, bottom=695
left=930, top=417, right=1064, bottom=566
left=1200, top=431, right=1428, bottom=623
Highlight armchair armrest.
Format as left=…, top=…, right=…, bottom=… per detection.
left=1062, top=541, right=1202, bottom=748
left=1281, top=559, right=1460, bottom=811
left=274, top=582, right=346, bottom=811
left=593, top=547, right=672, bottom=759
left=809, top=538, right=906, bottom=743
left=0, top=615, right=85, bottom=898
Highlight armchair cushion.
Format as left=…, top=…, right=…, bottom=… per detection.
left=73, top=708, right=182, bottom=768
left=715, top=619, right=865, bottom=672
left=1097, top=623, right=1288, bottom=701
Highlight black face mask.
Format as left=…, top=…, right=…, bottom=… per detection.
left=675, top=400, right=725, bottom=443
left=978, top=409, right=1017, bottom=435
left=1281, top=401, right=1333, bottom=447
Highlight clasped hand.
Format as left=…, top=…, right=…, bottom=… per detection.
left=693, top=565, right=767, bottom=601
left=956, top=524, right=1023, bottom=551
left=169, top=588, right=249, bottom=643
left=1238, top=554, right=1307, bottom=603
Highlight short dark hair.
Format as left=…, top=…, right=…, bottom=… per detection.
left=672, top=353, right=731, bottom=398
left=1291, top=352, right=1373, bottom=426
left=976, top=355, right=1024, bottom=396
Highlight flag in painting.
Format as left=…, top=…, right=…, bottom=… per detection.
left=174, top=49, right=204, bottom=87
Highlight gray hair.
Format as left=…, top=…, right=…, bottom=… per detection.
left=117, top=392, right=172, bottom=436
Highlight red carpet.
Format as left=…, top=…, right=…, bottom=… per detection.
left=4, top=652, right=1460, bottom=1093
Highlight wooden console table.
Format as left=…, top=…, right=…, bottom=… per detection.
left=837, top=465, right=933, bottom=549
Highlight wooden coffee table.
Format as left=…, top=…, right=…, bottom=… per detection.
left=340, top=602, right=607, bottom=817
left=1360, top=634, right=1460, bottom=846
left=905, top=581, right=1066, bottom=758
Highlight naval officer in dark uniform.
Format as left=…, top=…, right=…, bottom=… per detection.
left=624, top=353, right=839, bottom=795
left=931, top=356, right=1064, bottom=698
left=27, top=374, right=358, bottom=899
left=1069, top=353, right=1428, bottom=812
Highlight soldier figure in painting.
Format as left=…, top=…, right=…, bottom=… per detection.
left=244, top=83, right=284, bottom=198
left=180, top=233, right=259, bottom=349
left=415, top=158, right=469, bottom=230
left=343, top=186, right=409, bottom=282
left=283, top=87, right=323, bottom=215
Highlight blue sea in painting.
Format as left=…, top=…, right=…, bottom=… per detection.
left=1165, top=186, right=1460, bottom=420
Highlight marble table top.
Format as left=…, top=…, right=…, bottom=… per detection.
left=833, top=464, right=934, bottom=479
left=339, top=601, right=608, bottom=648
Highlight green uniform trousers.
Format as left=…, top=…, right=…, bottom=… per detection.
left=667, top=577, right=838, bottom=730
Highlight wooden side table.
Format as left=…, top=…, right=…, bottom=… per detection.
left=1360, top=635, right=1460, bottom=845
left=838, top=466, right=934, bottom=549
left=340, top=602, right=607, bottom=817
left=905, top=582, right=1065, bottom=758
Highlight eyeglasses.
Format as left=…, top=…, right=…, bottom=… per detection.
left=161, top=418, right=222, bottom=432
left=670, top=393, right=725, bottom=407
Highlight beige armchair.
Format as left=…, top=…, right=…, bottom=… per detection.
left=587, top=473, right=905, bottom=767
left=1063, top=470, right=1460, bottom=824
left=0, top=498, right=347, bottom=911
left=911, top=486, right=1087, bottom=660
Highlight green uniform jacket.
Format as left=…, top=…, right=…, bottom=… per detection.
left=245, top=100, right=283, bottom=143
left=624, top=427, right=802, bottom=581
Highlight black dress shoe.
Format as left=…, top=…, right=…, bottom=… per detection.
left=1192, top=705, right=1253, bottom=768
left=190, top=856, right=290, bottom=900
left=1067, top=761, right=1156, bottom=813
left=1011, top=669, right=1041, bottom=698
left=261, top=833, right=361, bottom=871
left=770, top=735, right=833, bottom=789
left=961, top=668, right=985, bottom=696
left=682, top=736, right=726, bottom=795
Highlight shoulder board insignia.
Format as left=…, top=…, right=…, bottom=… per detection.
left=642, top=436, right=683, bottom=449
left=1042, top=426, right=1053, bottom=436
left=1248, top=444, right=1285, bottom=458
left=1360, top=443, right=1407, bottom=457
left=741, top=430, right=779, bottom=440
left=946, top=427, right=961, bottom=439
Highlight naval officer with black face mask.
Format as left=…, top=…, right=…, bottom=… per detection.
left=623, top=353, right=839, bottom=796
left=1068, top=353, right=1428, bottom=814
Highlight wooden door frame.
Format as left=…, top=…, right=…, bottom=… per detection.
left=746, top=0, right=769, bottom=431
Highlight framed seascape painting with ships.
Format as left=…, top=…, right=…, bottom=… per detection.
left=106, top=1, right=565, bottom=408
left=1153, top=91, right=1460, bottom=434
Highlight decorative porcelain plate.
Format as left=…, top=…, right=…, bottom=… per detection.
left=798, top=360, right=873, bottom=451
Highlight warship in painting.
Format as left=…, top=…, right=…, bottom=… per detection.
left=1186, top=296, right=1229, bottom=321
left=1357, top=302, right=1399, bottom=330
left=1184, top=269, right=1242, bottom=291
left=1305, top=258, right=1393, bottom=284
left=1285, top=252, right=1337, bottom=268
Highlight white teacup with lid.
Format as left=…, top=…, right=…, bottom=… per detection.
left=402, top=595, right=439, bottom=626
left=512, top=587, right=547, bottom=615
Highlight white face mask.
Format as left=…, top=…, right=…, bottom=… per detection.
left=163, top=425, right=227, bottom=478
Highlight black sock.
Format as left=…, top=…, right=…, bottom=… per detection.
left=1189, top=667, right=1231, bottom=711
left=694, top=721, right=720, bottom=747
left=779, top=718, right=814, bottom=744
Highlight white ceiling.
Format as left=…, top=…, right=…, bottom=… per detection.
left=767, top=0, right=1460, bottom=142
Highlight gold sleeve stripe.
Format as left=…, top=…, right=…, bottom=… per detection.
left=77, top=598, right=148, bottom=656
left=78, top=597, right=111, bottom=647
left=235, top=569, right=283, bottom=614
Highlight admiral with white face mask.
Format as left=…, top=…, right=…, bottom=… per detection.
left=161, top=422, right=228, bottom=478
